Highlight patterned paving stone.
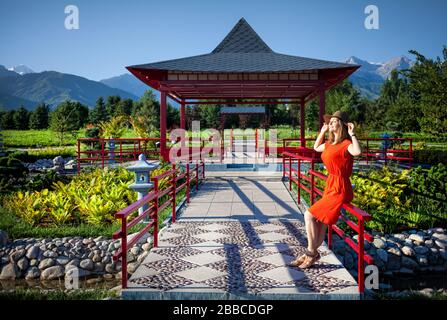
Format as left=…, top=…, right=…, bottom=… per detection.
left=127, top=177, right=360, bottom=298
left=180, top=252, right=226, bottom=266
left=257, top=266, right=306, bottom=283
left=175, top=266, right=226, bottom=282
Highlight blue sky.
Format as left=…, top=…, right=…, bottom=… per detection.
left=1, top=0, right=446, bottom=81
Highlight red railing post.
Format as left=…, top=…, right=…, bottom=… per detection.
left=409, top=138, right=413, bottom=168
left=119, top=140, right=123, bottom=163
left=202, top=161, right=205, bottom=179
left=186, top=163, right=190, bottom=203
left=255, top=128, right=258, bottom=150
left=358, top=218, right=365, bottom=294
left=120, top=217, right=127, bottom=289
left=288, top=156, right=292, bottom=191
left=77, top=140, right=81, bottom=174
left=282, top=154, right=286, bottom=179
left=153, top=179, right=159, bottom=248
left=297, top=158, right=301, bottom=204
left=196, top=161, right=199, bottom=191
left=172, top=164, right=176, bottom=223
left=366, top=139, right=369, bottom=166
left=101, top=140, right=105, bottom=169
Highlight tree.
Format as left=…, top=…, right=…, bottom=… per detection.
left=115, top=98, right=133, bottom=117
left=13, top=107, right=30, bottom=130
left=1, top=110, right=15, bottom=129
left=29, top=103, right=50, bottom=129
left=131, top=90, right=159, bottom=135
left=402, top=47, right=447, bottom=135
left=89, top=97, right=108, bottom=124
left=106, top=96, right=121, bottom=119
left=50, top=100, right=89, bottom=145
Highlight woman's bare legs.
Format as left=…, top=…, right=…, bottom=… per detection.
left=314, top=220, right=328, bottom=249
left=304, top=210, right=319, bottom=254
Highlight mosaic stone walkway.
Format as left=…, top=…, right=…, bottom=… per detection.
left=123, top=176, right=359, bottom=300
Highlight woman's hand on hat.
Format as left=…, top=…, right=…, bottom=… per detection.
left=320, top=123, right=329, bottom=134
left=347, top=123, right=355, bottom=136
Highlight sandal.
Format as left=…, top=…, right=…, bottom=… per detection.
left=287, top=250, right=316, bottom=267
left=287, top=254, right=307, bottom=267
left=299, top=251, right=321, bottom=269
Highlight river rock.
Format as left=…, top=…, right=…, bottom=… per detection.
left=43, top=250, right=58, bottom=258
left=0, top=263, right=19, bottom=280
left=101, top=255, right=111, bottom=264
left=26, top=246, right=40, bottom=259
left=40, top=265, right=64, bottom=280
left=401, top=256, right=419, bottom=270
left=373, top=238, right=387, bottom=249
left=10, top=249, right=26, bottom=262
left=142, top=243, right=151, bottom=251
left=92, top=254, right=102, bottom=263
left=65, top=267, right=91, bottom=282
left=38, top=258, right=55, bottom=270
left=432, top=233, right=447, bottom=241
left=404, top=239, right=414, bottom=246
left=393, top=234, right=407, bottom=241
left=376, top=249, right=388, bottom=263
left=24, top=266, right=41, bottom=280
left=387, top=247, right=402, bottom=256
left=435, top=240, right=447, bottom=249
left=417, top=256, right=428, bottom=266
left=386, top=254, right=401, bottom=270
left=130, top=247, right=141, bottom=256
left=17, top=257, right=29, bottom=271
left=56, top=256, right=70, bottom=265
left=80, top=259, right=94, bottom=271
left=105, top=263, right=115, bottom=273
left=29, top=259, right=38, bottom=267
left=409, top=234, right=424, bottom=243
left=401, top=246, right=415, bottom=257
left=414, top=246, right=429, bottom=255
left=127, top=262, right=139, bottom=274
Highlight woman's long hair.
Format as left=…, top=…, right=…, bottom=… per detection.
left=328, top=119, right=352, bottom=144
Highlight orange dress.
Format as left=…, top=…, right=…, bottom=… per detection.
left=308, top=139, right=354, bottom=225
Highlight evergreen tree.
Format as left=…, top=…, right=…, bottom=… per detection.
left=13, top=106, right=30, bottom=130
left=403, top=47, right=447, bottom=135
left=106, top=96, right=121, bottom=118
left=29, top=103, right=50, bottom=129
left=1, top=110, right=15, bottom=129
left=89, top=97, right=108, bottom=124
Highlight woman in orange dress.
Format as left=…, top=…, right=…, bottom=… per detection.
left=289, top=111, right=362, bottom=268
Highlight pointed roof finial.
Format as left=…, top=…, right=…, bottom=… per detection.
left=212, top=18, right=273, bottom=53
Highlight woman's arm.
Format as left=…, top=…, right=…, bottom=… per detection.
left=314, top=123, right=328, bottom=152
left=347, top=123, right=362, bottom=156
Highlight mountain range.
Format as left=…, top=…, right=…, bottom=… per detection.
left=0, top=65, right=138, bottom=110
left=345, top=55, right=414, bottom=99
left=0, top=55, right=413, bottom=110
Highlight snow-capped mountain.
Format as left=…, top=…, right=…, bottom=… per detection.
left=345, top=55, right=414, bottom=99
left=8, top=64, right=35, bottom=75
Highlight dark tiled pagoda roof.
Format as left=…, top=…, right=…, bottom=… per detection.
left=128, top=18, right=357, bottom=73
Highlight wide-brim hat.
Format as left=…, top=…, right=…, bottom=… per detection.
left=323, top=111, right=349, bottom=125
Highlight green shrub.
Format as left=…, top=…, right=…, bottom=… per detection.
left=413, top=150, right=447, bottom=165
left=2, top=163, right=176, bottom=227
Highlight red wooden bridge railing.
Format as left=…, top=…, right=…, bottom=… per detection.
left=112, top=160, right=205, bottom=288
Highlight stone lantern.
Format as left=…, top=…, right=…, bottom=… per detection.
left=126, top=154, right=158, bottom=218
